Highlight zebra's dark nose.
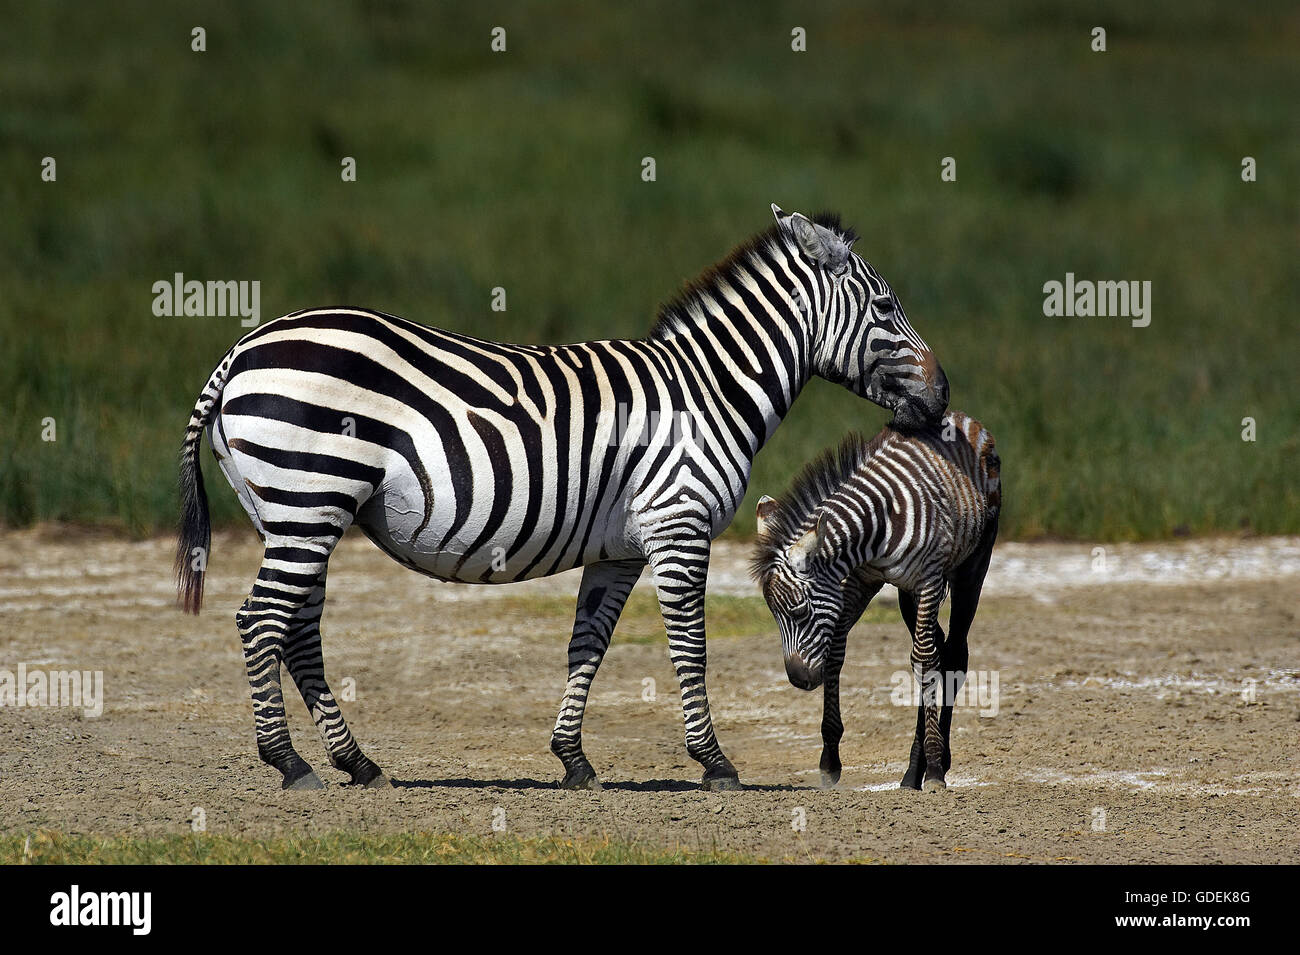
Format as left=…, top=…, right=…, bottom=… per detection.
left=890, top=356, right=948, bottom=431
left=785, top=654, right=823, bottom=690
left=913, top=358, right=948, bottom=424
left=931, top=362, right=949, bottom=411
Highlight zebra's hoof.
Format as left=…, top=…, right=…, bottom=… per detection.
left=560, top=766, right=602, bottom=791
left=922, top=776, right=947, bottom=792
left=283, top=769, right=326, bottom=791
left=701, top=771, right=742, bottom=792
left=820, top=769, right=841, bottom=789
left=346, top=761, right=389, bottom=787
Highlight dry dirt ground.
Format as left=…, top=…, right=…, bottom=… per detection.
left=1, top=527, right=1297, bottom=863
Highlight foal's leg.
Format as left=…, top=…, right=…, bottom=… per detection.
left=910, top=576, right=949, bottom=789
left=819, top=574, right=882, bottom=788
left=550, top=558, right=644, bottom=790
left=283, top=573, right=388, bottom=787
left=897, top=584, right=951, bottom=791
left=937, top=517, right=999, bottom=772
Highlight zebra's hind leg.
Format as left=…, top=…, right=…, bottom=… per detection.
left=935, top=516, right=998, bottom=777
left=897, top=591, right=925, bottom=789
left=550, top=559, right=644, bottom=790
left=283, top=577, right=388, bottom=788
left=236, top=545, right=351, bottom=789
left=236, top=549, right=333, bottom=790
left=897, top=587, right=950, bottom=792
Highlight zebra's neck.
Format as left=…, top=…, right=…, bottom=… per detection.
left=645, top=237, right=814, bottom=457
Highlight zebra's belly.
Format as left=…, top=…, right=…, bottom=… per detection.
left=355, top=489, right=641, bottom=584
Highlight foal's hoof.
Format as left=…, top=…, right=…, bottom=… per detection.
left=283, top=769, right=326, bottom=791
left=820, top=769, right=842, bottom=789
left=364, top=774, right=393, bottom=789
left=560, top=765, right=602, bottom=791
left=922, top=776, right=948, bottom=792
left=701, top=768, right=742, bottom=792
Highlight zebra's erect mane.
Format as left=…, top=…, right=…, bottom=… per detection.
left=749, top=427, right=890, bottom=583
left=648, top=212, right=858, bottom=341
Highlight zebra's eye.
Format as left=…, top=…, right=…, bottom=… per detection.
left=787, top=597, right=811, bottom=621
left=872, top=295, right=895, bottom=314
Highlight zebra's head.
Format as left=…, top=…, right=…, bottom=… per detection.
left=751, top=495, right=850, bottom=691
left=771, top=204, right=948, bottom=430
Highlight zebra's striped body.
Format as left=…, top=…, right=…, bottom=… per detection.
left=752, top=411, right=999, bottom=790
left=176, top=205, right=949, bottom=791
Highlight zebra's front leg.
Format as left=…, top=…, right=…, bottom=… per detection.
left=646, top=536, right=739, bottom=791
left=550, top=559, right=645, bottom=790
left=819, top=574, right=881, bottom=788
left=819, top=629, right=848, bottom=789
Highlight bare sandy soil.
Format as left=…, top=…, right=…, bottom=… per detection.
left=0, top=527, right=1296, bottom=863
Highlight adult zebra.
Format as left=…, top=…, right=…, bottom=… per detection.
left=175, top=204, right=948, bottom=791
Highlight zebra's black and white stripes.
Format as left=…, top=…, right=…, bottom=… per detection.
left=176, top=204, right=949, bottom=790
left=751, top=411, right=999, bottom=789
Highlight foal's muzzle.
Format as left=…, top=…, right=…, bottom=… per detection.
left=785, top=654, right=824, bottom=691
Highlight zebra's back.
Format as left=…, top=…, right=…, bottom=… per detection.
left=208, top=308, right=752, bottom=583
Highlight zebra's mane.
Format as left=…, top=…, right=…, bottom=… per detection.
left=648, top=212, right=857, bottom=341
left=749, top=428, right=889, bottom=583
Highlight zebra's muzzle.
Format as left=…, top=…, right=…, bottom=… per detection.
left=890, top=360, right=949, bottom=430
left=785, top=654, right=824, bottom=691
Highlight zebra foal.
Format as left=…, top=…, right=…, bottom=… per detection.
left=752, top=411, right=1000, bottom=790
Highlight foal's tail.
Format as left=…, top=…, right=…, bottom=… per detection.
left=175, top=351, right=232, bottom=614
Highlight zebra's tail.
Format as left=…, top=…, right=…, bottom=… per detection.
left=175, top=353, right=231, bottom=614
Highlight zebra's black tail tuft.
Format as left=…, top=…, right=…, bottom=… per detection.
left=176, top=357, right=230, bottom=614
left=176, top=424, right=211, bottom=615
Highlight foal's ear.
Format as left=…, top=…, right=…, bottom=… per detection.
left=755, top=494, right=780, bottom=536
left=786, top=517, right=825, bottom=574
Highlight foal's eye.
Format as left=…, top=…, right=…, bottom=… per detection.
left=872, top=295, right=895, bottom=314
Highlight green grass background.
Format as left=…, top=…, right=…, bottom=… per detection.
left=1, top=1, right=1295, bottom=540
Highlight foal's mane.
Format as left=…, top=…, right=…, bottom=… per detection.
left=749, top=427, right=890, bottom=583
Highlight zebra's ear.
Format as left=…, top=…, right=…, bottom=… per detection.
left=783, top=213, right=851, bottom=272
left=786, top=520, right=824, bottom=575
left=770, top=203, right=788, bottom=223
left=755, top=494, right=780, bottom=536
